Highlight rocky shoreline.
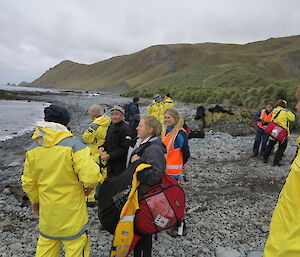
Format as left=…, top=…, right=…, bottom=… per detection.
left=0, top=89, right=298, bottom=256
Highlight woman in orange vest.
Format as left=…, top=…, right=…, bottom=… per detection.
left=162, top=108, right=190, bottom=237
left=252, top=103, right=273, bottom=157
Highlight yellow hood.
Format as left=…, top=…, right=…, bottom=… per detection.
left=32, top=121, right=73, bottom=147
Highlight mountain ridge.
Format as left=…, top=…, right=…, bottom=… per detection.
left=28, top=35, right=300, bottom=93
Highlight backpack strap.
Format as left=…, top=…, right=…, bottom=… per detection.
left=273, top=109, right=282, bottom=120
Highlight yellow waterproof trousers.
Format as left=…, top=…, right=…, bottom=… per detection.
left=35, top=232, right=90, bottom=257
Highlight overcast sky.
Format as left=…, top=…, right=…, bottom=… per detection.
left=1, top=0, right=300, bottom=84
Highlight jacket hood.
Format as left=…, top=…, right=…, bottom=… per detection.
left=93, top=115, right=111, bottom=127
left=32, top=121, right=73, bottom=147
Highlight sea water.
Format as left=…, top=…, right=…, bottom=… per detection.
left=0, top=84, right=59, bottom=93
left=0, top=99, right=50, bottom=141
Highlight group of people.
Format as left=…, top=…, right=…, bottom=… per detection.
left=252, top=99, right=295, bottom=166
left=21, top=86, right=300, bottom=257
left=21, top=93, right=189, bottom=257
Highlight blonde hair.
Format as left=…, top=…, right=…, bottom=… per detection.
left=88, top=104, right=102, bottom=116
left=142, top=115, right=162, bottom=137
left=164, top=108, right=184, bottom=138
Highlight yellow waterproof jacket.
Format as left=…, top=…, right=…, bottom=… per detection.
left=147, top=101, right=165, bottom=123
left=271, top=106, right=295, bottom=135
left=163, top=97, right=174, bottom=110
left=22, top=121, right=102, bottom=240
left=264, top=136, right=300, bottom=257
left=82, top=115, right=111, bottom=163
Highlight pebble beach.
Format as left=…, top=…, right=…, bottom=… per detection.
left=0, top=88, right=297, bottom=257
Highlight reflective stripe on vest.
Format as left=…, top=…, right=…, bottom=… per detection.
left=257, top=109, right=273, bottom=129
left=166, top=164, right=183, bottom=170
left=162, top=129, right=184, bottom=176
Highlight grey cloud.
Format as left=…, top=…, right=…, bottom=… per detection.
left=1, top=0, right=300, bottom=83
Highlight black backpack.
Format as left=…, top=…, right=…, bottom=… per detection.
left=97, top=160, right=143, bottom=234
left=188, top=130, right=205, bottom=139
left=124, top=103, right=132, bottom=122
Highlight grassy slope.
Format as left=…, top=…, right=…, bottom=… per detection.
left=29, top=35, right=300, bottom=107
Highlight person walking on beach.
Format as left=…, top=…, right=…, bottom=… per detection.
left=99, top=105, right=132, bottom=177
left=162, top=108, right=190, bottom=237
left=252, top=103, right=273, bottom=157
left=83, top=104, right=110, bottom=207
left=263, top=99, right=295, bottom=166
left=147, top=94, right=165, bottom=124
left=22, top=104, right=102, bottom=257
left=264, top=88, right=300, bottom=256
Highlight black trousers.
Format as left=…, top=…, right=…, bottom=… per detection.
left=263, top=138, right=288, bottom=164
left=253, top=129, right=269, bottom=156
left=134, top=234, right=152, bottom=257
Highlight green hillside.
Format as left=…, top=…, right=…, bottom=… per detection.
left=29, top=35, right=300, bottom=107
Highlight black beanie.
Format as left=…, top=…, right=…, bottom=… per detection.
left=44, top=104, right=70, bottom=126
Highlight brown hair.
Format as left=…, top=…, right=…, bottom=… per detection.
left=141, top=115, right=162, bottom=137
left=164, top=108, right=184, bottom=138
left=274, top=99, right=287, bottom=108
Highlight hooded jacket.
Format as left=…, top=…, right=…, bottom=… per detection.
left=22, top=121, right=101, bottom=240
left=83, top=115, right=111, bottom=163
left=264, top=136, right=300, bottom=256
left=163, top=96, right=174, bottom=110
left=147, top=101, right=165, bottom=124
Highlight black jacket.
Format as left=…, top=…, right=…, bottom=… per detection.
left=128, top=102, right=140, bottom=129
left=131, top=137, right=167, bottom=187
left=103, top=121, right=132, bottom=177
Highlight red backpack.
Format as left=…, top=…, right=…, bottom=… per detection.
left=264, top=110, right=288, bottom=142
left=135, top=173, right=186, bottom=234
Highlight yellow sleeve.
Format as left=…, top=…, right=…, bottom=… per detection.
left=22, top=152, right=39, bottom=203
left=147, top=105, right=152, bottom=115
left=73, top=147, right=102, bottom=188
left=287, top=111, right=296, bottom=122
left=82, top=124, right=97, bottom=144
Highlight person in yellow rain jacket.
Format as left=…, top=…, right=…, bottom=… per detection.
left=22, top=105, right=102, bottom=257
left=83, top=104, right=110, bottom=163
left=83, top=104, right=110, bottom=207
left=163, top=93, right=174, bottom=110
left=147, top=94, right=165, bottom=124
left=263, top=99, right=295, bottom=166
left=264, top=87, right=300, bottom=257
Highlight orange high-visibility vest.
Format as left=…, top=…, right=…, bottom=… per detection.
left=257, top=109, right=273, bottom=129
left=162, top=129, right=184, bottom=176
